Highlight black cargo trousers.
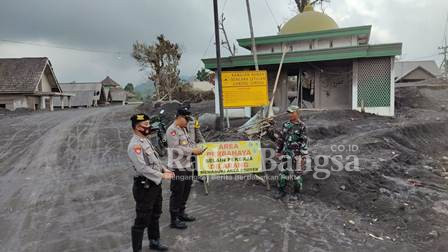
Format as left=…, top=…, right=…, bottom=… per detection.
left=131, top=176, right=162, bottom=252
left=169, top=168, right=193, bottom=219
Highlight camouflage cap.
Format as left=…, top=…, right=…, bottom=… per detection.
left=287, top=105, right=300, bottom=113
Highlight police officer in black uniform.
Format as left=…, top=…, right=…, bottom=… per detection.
left=128, top=114, right=174, bottom=251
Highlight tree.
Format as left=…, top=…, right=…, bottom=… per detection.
left=295, top=0, right=330, bottom=13
left=124, top=83, right=134, bottom=93
left=132, top=34, right=182, bottom=101
left=196, top=68, right=212, bottom=82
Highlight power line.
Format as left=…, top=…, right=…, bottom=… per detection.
left=0, top=39, right=129, bottom=56
left=264, top=0, right=280, bottom=30
left=401, top=53, right=439, bottom=61
left=189, top=0, right=230, bottom=81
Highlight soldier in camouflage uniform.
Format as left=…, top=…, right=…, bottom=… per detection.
left=274, top=105, right=309, bottom=200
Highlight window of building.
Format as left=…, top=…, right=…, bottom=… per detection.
left=0, top=104, right=5, bottom=108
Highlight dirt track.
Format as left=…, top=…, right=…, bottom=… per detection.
left=1, top=104, right=448, bottom=252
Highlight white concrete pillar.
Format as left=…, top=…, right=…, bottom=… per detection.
left=61, top=96, right=64, bottom=109
left=352, top=60, right=359, bottom=111
left=49, top=96, right=54, bottom=111
left=351, top=35, right=358, bottom=46
left=68, top=96, right=72, bottom=108
left=389, top=57, right=395, bottom=117
left=313, top=39, right=319, bottom=49
left=40, top=96, right=46, bottom=110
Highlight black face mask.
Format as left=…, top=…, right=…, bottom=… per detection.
left=138, top=126, right=151, bottom=136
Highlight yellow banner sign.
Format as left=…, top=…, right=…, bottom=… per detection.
left=221, top=71, right=268, bottom=108
left=197, top=141, right=263, bottom=176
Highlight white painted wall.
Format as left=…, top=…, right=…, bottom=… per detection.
left=14, top=96, right=28, bottom=109
left=0, top=95, right=14, bottom=110
left=40, top=72, right=53, bottom=92
left=0, top=95, right=37, bottom=111
left=191, top=81, right=214, bottom=91
left=352, top=60, right=358, bottom=110
left=252, top=35, right=356, bottom=54
left=332, top=37, right=353, bottom=47
left=317, top=67, right=352, bottom=109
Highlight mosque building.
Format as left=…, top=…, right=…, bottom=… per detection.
left=202, top=5, right=402, bottom=116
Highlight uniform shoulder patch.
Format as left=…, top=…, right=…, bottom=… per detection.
left=133, top=145, right=142, bottom=155
left=170, top=130, right=176, bottom=136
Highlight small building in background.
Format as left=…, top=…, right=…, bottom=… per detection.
left=395, top=60, right=440, bottom=83
left=190, top=81, right=214, bottom=92
left=102, top=76, right=126, bottom=105
left=0, top=57, right=72, bottom=111
left=54, top=82, right=103, bottom=108
left=54, top=76, right=127, bottom=107
left=109, top=88, right=127, bottom=105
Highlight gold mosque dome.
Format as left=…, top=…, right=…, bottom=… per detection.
left=279, top=4, right=338, bottom=35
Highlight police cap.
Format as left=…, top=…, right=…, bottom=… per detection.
left=130, top=113, right=150, bottom=128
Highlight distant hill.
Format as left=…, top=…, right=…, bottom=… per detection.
left=135, top=81, right=154, bottom=99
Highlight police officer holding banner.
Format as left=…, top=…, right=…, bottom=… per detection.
left=166, top=107, right=206, bottom=229
left=128, top=114, right=174, bottom=251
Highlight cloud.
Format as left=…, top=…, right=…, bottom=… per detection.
left=0, top=0, right=447, bottom=85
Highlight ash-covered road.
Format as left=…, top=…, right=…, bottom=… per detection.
left=0, top=106, right=445, bottom=252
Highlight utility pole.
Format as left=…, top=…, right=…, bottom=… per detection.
left=213, top=0, right=225, bottom=130
left=440, top=14, right=448, bottom=79
left=245, top=0, right=259, bottom=71
left=440, top=43, right=448, bottom=79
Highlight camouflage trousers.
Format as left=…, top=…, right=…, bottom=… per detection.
left=278, top=155, right=304, bottom=193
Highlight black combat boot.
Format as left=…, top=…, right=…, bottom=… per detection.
left=178, top=212, right=196, bottom=222
left=149, top=239, right=169, bottom=251
left=170, top=212, right=187, bottom=229
left=273, top=189, right=287, bottom=199
left=131, top=228, right=144, bottom=252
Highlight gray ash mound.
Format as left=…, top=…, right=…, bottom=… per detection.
left=294, top=110, right=448, bottom=246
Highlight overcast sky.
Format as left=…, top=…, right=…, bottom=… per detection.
left=0, top=0, right=447, bottom=86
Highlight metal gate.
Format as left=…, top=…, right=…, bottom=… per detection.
left=357, top=57, right=391, bottom=107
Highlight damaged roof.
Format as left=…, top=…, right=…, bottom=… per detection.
left=54, top=83, right=102, bottom=107
left=59, top=83, right=102, bottom=93
left=101, top=76, right=121, bottom=87
left=395, top=60, right=441, bottom=81
left=0, top=57, right=60, bottom=93
left=109, top=88, right=127, bottom=101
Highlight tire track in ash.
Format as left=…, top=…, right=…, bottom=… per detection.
left=0, top=106, right=137, bottom=252
left=33, top=106, right=136, bottom=252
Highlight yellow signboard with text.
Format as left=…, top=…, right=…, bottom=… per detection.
left=221, top=71, right=268, bottom=108
left=197, top=141, right=263, bottom=176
